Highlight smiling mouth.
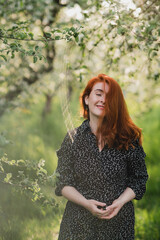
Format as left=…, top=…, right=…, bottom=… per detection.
left=96, top=105, right=105, bottom=109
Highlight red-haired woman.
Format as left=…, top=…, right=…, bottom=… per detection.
left=55, top=74, right=148, bottom=240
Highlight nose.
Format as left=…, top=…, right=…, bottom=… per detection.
left=100, top=94, right=105, bottom=103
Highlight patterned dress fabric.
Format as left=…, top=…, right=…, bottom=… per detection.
left=55, top=119, right=148, bottom=240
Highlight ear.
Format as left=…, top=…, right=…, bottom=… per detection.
left=85, top=95, right=89, bottom=106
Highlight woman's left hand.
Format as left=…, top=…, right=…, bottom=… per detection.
left=99, top=198, right=124, bottom=220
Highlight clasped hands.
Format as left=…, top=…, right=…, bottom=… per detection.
left=86, top=198, right=124, bottom=220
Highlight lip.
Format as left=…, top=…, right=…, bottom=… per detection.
left=96, top=105, right=105, bottom=109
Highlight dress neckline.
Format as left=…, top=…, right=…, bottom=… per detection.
left=81, top=119, right=108, bottom=153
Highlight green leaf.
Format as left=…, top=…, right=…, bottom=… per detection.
left=17, top=159, right=26, bottom=166
left=0, top=55, right=7, bottom=61
left=81, top=65, right=88, bottom=69
left=79, top=73, right=82, bottom=82
left=0, top=164, right=4, bottom=172
left=55, top=36, right=60, bottom=40
left=10, top=43, right=17, bottom=51
left=64, top=27, right=70, bottom=32
left=12, top=25, right=18, bottom=30
left=29, top=32, right=34, bottom=40
left=45, top=32, right=51, bottom=38
left=75, top=36, right=79, bottom=42
left=11, top=53, right=15, bottom=59
left=151, top=51, right=157, bottom=58
left=33, top=56, right=37, bottom=63
left=4, top=173, right=12, bottom=183
left=10, top=43, right=17, bottom=47
left=117, top=27, right=126, bottom=35
left=37, top=168, right=47, bottom=176
left=35, top=46, right=39, bottom=51
left=52, top=29, right=61, bottom=33
left=3, top=39, right=8, bottom=44
left=70, top=27, right=76, bottom=32
left=19, top=32, right=27, bottom=40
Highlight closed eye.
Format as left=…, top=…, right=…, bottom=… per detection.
left=96, top=94, right=102, bottom=96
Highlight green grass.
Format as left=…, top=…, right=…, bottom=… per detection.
left=135, top=164, right=160, bottom=239
left=22, top=216, right=60, bottom=240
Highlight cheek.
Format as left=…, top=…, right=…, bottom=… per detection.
left=88, top=95, right=97, bottom=105
left=88, top=100, right=95, bottom=108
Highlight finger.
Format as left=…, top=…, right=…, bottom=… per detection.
left=105, top=210, right=119, bottom=219
left=100, top=209, right=114, bottom=218
left=95, top=201, right=107, bottom=206
left=93, top=205, right=107, bottom=216
left=96, top=208, right=106, bottom=215
left=105, top=205, right=114, bottom=211
left=100, top=207, right=118, bottom=218
left=101, top=206, right=114, bottom=214
left=100, top=212, right=115, bottom=219
left=99, top=212, right=111, bottom=219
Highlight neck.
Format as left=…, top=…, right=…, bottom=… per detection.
left=89, top=117, right=103, bottom=149
left=89, top=116, right=99, bottom=135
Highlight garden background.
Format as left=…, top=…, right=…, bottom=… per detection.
left=0, top=0, right=159, bottom=239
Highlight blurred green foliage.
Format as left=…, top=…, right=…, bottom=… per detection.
left=134, top=105, right=160, bottom=240
left=0, top=88, right=160, bottom=239
left=0, top=96, right=66, bottom=240
left=0, top=0, right=160, bottom=239
left=0, top=96, right=65, bottom=170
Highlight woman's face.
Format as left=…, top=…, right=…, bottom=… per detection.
left=85, top=81, right=109, bottom=120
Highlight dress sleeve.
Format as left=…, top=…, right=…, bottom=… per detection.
left=126, top=139, right=148, bottom=200
left=55, top=132, right=76, bottom=196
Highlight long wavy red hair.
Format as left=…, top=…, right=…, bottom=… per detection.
left=80, top=73, right=143, bottom=150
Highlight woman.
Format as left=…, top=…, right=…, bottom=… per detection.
left=55, top=74, right=148, bottom=240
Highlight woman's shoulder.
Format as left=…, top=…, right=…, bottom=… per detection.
left=126, top=138, right=146, bottom=159
left=62, top=120, right=89, bottom=145
left=63, top=127, right=78, bottom=144
left=67, top=119, right=89, bottom=137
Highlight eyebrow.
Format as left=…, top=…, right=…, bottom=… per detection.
left=94, top=89, right=104, bottom=92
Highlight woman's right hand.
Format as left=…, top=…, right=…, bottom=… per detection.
left=85, top=199, right=107, bottom=218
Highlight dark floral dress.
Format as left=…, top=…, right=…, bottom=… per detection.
left=55, top=119, right=148, bottom=240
